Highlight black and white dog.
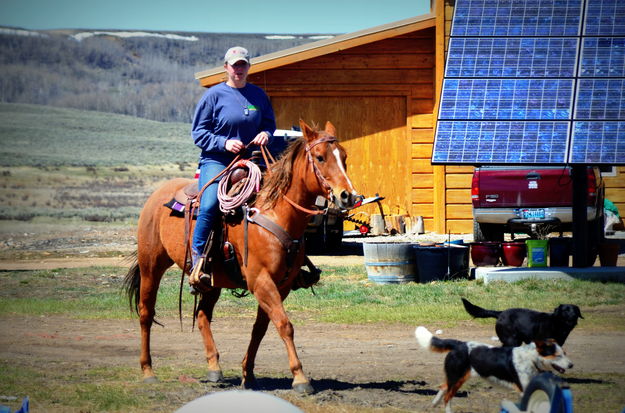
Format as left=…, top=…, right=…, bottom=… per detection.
left=461, top=298, right=583, bottom=346
left=415, top=326, right=573, bottom=413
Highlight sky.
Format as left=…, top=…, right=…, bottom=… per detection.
left=0, top=0, right=432, bottom=34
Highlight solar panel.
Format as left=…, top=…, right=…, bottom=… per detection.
left=575, top=79, right=625, bottom=119
left=439, top=79, right=573, bottom=120
left=445, top=38, right=579, bottom=78
left=451, top=0, right=583, bottom=37
left=433, top=121, right=569, bottom=164
left=570, top=121, right=625, bottom=163
left=580, top=37, right=625, bottom=77
left=433, top=0, right=625, bottom=165
left=584, top=0, right=625, bottom=35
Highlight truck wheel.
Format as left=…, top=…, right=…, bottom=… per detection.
left=473, top=220, right=504, bottom=242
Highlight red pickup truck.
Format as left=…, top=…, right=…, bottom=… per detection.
left=471, top=166, right=605, bottom=243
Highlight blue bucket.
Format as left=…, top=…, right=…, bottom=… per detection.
left=414, top=244, right=470, bottom=283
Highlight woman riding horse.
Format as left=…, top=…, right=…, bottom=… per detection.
left=124, top=120, right=361, bottom=393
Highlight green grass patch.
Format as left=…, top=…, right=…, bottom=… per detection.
left=1, top=264, right=624, bottom=331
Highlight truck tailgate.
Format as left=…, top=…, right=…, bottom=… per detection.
left=474, top=167, right=572, bottom=208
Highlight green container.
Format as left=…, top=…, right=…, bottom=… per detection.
left=526, top=239, right=549, bottom=267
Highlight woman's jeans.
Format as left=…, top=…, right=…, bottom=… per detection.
left=192, top=159, right=226, bottom=263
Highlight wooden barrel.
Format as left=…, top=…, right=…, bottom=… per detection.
left=363, top=242, right=417, bottom=284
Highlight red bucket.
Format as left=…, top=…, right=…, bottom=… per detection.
left=470, top=242, right=501, bottom=266
left=501, top=241, right=527, bottom=267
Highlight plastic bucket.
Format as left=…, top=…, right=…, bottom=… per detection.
left=599, top=242, right=620, bottom=267
left=526, top=239, right=548, bottom=267
left=549, top=237, right=571, bottom=267
left=414, top=244, right=469, bottom=283
left=363, top=242, right=417, bottom=284
left=501, top=241, right=527, bottom=267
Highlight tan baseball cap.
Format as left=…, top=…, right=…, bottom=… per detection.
left=224, top=46, right=250, bottom=65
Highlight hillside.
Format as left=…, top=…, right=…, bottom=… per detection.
left=0, top=102, right=203, bottom=222
left=0, top=27, right=335, bottom=123
left=0, top=103, right=195, bottom=167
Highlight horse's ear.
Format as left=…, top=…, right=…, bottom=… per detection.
left=325, top=121, right=337, bottom=137
left=299, top=119, right=316, bottom=141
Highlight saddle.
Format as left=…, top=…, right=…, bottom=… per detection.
left=165, top=158, right=321, bottom=293
left=163, top=166, right=250, bottom=218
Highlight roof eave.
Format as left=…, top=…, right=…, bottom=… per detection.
left=195, top=13, right=436, bottom=87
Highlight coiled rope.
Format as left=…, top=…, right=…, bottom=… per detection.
left=217, top=159, right=262, bottom=213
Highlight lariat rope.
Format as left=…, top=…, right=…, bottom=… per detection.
left=218, top=159, right=262, bottom=213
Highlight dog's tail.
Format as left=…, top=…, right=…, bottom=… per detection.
left=415, top=326, right=465, bottom=353
left=461, top=297, right=501, bottom=319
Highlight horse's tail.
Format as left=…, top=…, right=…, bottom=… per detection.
left=122, top=250, right=141, bottom=315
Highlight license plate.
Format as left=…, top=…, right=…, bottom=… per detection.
left=519, top=208, right=545, bottom=220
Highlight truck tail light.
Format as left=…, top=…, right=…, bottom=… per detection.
left=471, top=172, right=479, bottom=203
left=587, top=168, right=598, bottom=203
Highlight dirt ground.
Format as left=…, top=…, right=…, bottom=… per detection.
left=1, top=221, right=624, bottom=412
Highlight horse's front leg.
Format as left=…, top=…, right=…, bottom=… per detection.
left=196, top=287, right=224, bottom=382
left=248, top=276, right=313, bottom=394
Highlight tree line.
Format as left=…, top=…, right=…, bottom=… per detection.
left=0, top=30, right=325, bottom=122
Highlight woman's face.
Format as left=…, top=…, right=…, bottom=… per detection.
left=225, top=61, right=250, bottom=84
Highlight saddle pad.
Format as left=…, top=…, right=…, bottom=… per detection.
left=163, top=198, right=198, bottom=219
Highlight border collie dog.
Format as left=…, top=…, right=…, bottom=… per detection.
left=461, top=298, right=583, bottom=346
left=415, top=326, right=573, bottom=413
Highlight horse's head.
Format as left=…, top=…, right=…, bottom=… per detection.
left=299, top=120, right=362, bottom=210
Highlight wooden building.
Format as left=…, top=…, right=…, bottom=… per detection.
left=195, top=0, right=625, bottom=234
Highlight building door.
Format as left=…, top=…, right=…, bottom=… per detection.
left=272, top=95, right=410, bottom=218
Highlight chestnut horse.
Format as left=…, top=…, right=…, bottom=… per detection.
left=124, top=120, right=361, bottom=393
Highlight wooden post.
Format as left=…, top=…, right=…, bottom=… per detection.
left=433, top=0, right=447, bottom=234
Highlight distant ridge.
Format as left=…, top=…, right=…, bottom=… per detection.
left=0, top=26, right=337, bottom=123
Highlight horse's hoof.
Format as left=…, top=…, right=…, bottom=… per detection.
left=143, top=376, right=159, bottom=384
left=206, top=370, right=224, bottom=383
left=293, top=382, right=314, bottom=394
left=241, top=379, right=259, bottom=391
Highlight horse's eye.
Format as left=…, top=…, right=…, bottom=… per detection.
left=316, top=155, right=324, bottom=163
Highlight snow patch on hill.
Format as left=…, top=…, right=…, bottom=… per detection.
left=71, top=31, right=199, bottom=42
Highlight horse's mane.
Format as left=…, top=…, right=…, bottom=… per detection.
left=254, top=137, right=307, bottom=209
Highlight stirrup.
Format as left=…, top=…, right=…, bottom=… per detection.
left=189, top=256, right=212, bottom=294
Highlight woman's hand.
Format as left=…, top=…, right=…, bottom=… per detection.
left=251, top=131, right=270, bottom=146
left=225, top=139, right=244, bottom=153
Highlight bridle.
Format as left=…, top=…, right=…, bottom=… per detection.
left=281, top=135, right=338, bottom=215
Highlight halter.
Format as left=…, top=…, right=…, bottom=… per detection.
left=282, top=135, right=338, bottom=215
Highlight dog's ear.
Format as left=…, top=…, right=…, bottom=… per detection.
left=534, top=339, right=557, bottom=356
left=574, top=305, right=584, bottom=319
